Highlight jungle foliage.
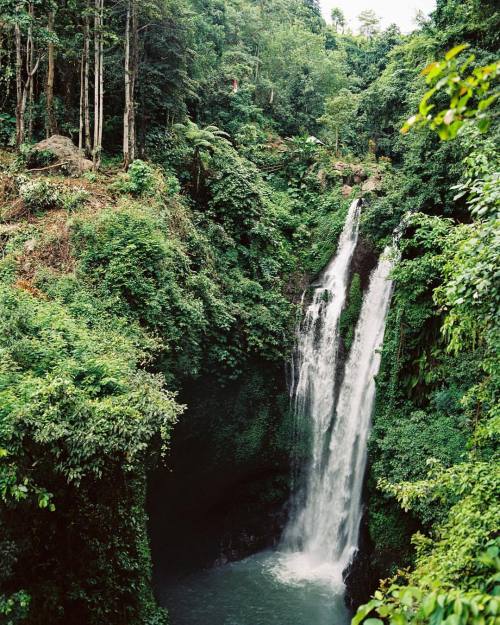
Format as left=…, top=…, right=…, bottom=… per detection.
left=0, top=0, right=499, bottom=623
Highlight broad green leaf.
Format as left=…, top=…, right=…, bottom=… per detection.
left=445, top=44, right=469, bottom=61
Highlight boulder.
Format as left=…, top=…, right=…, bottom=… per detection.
left=333, top=161, right=347, bottom=174
left=29, top=135, right=93, bottom=177
left=333, top=161, right=367, bottom=184
left=361, top=174, right=382, bottom=194
left=351, top=163, right=366, bottom=180
left=341, top=184, right=353, bottom=197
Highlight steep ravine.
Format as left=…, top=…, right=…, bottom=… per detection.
left=148, top=206, right=388, bottom=616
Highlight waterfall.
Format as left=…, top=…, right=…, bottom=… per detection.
left=283, top=199, right=361, bottom=547
left=277, top=201, right=396, bottom=589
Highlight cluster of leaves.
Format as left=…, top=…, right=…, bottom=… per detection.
left=402, top=45, right=500, bottom=139
left=0, top=278, right=181, bottom=623
left=18, top=178, right=62, bottom=212
left=355, top=582, right=499, bottom=625
left=4, top=175, right=89, bottom=216
left=339, top=273, right=363, bottom=351
left=112, top=159, right=162, bottom=196
left=356, top=30, right=499, bottom=624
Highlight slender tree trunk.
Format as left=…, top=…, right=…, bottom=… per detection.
left=79, top=10, right=92, bottom=152
left=98, top=2, right=104, bottom=162
left=79, top=42, right=84, bottom=149
left=93, top=0, right=99, bottom=159
left=84, top=6, right=91, bottom=155
left=130, top=0, right=138, bottom=163
left=139, top=83, right=146, bottom=158
left=15, top=3, right=39, bottom=148
left=15, top=19, right=23, bottom=147
left=123, top=0, right=137, bottom=168
left=19, top=59, right=40, bottom=148
left=46, top=10, right=57, bottom=137
left=27, top=3, right=34, bottom=141
left=93, top=0, right=104, bottom=169
left=123, top=0, right=131, bottom=168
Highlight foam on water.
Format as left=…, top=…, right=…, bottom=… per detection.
left=269, top=551, right=345, bottom=591
left=163, top=551, right=350, bottom=625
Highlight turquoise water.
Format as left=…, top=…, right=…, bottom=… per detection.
left=162, top=551, right=351, bottom=625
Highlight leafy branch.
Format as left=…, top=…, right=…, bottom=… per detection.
left=402, top=45, right=500, bottom=140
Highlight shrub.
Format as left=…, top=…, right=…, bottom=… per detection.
left=0, top=113, right=16, bottom=147
left=113, top=160, right=161, bottom=196
left=19, top=178, right=61, bottom=212
left=0, top=283, right=180, bottom=624
left=61, top=187, right=89, bottom=212
left=305, top=194, right=350, bottom=275
left=26, top=148, right=56, bottom=169
left=165, top=174, right=181, bottom=197
left=339, top=273, right=363, bottom=351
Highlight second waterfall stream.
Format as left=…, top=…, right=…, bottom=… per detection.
left=275, top=198, right=396, bottom=590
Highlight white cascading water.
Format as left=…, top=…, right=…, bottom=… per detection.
left=276, top=201, right=396, bottom=589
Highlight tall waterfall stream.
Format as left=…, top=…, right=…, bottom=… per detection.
left=163, top=200, right=396, bottom=625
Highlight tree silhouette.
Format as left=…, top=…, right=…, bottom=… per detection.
left=331, top=7, right=346, bottom=33
left=358, top=9, right=381, bottom=38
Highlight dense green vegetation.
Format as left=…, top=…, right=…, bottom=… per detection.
left=0, top=0, right=498, bottom=623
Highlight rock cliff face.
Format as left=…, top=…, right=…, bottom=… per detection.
left=333, top=162, right=383, bottom=198
left=344, top=505, right=377, bottom=609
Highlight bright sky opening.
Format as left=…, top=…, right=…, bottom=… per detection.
left=320, top=0, right=437, bottom=34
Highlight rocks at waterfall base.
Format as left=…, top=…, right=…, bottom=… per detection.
left=342, top=184, right=354, bottom=197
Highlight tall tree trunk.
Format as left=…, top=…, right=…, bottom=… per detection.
left=46, top=10, right=57, bottom=137
left=15, top=3, right=39, bottom=148
left=98, top=0, right=104, bottom=160
left=123, top=0, right=131, bottom=168
left=130, top=0, right=138, bottom=163
left=93, top=0, right=99, bottom=157
left=79, top=11, right=90, bottom=151
left=84, top=6, right=91, bottom=155
left=93, top=0, right=104, bottom=169
left=15, top=19, right=23, bottom=147
left=79, top=40, right=84, bottom=149
left=123, top=0, right=137, bottom=169
left=27, top=3, right=34, bottom=141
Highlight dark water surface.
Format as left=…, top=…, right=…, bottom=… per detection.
left=162, top=551, right=351, bottom=625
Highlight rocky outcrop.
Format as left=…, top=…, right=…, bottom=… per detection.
left=361, top=173, right=383, bottom=194
left=333, top=161, right=367, bottom=184
left=29, top=135, right=93, bottom=176
left=333, top=161, right=384, bottom=196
